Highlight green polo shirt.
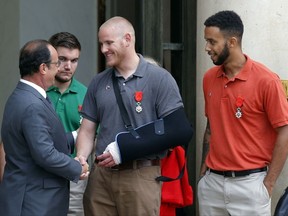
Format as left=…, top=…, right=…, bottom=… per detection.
left=47, top=78, right=87, bottom=157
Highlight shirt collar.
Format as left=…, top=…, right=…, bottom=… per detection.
left=133, top=54, right=146, bottom=78
left=20, top=79, right=47, bottom=98
left=47, top=78, right=77, bottom=94
left=114, top=54, right=146, bottom=79
left=216, top=54, right=251, bottom=81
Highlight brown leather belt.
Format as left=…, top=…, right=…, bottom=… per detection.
left=209, top=167, right=267, bottom=177
left=95, top=159, right=160, bottom=171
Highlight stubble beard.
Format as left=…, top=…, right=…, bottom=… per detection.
left=213, top=43, right=229, bottom=66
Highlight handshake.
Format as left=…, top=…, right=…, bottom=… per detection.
left=74, top=156, right=90, bottom=180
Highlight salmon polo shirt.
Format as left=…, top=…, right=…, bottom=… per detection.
left=203, top=55, right=288, bottom=171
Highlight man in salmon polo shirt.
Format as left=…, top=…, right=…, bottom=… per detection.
left=198, top=10, right=288, bottom=216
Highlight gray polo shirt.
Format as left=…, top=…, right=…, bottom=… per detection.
left=81, top=54, right=183, bottom=156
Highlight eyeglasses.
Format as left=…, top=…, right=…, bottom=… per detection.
left=45, top=60, right=61, bottom=67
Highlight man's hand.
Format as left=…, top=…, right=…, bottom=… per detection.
left=75, top=156, right=89, bottom=180
left=96, top=141, right=121, bottom=168
left=97, top=151, right=117, bottom=168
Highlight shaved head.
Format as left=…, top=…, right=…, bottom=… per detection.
left=99, top=16, right=135, bottom=43
left=98, top=16, right=139, bottom=70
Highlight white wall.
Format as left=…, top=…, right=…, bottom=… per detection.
left=196, top=0, right=288, bottom=213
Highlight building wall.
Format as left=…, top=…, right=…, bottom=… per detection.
left=196, top=0, right=288, bottom=213
left=0, top=0, right=98, bottom=132
left=0, top=0, right=20, bottom=133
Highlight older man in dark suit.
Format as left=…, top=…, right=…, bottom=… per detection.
left=0, top=39, right=89, bottom=216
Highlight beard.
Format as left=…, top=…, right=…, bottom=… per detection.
left=55, top=74, right=72, bottom=83
left=213, top=43, right=229, bottom=65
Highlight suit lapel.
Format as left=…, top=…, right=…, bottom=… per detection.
left=16, top=82, right=59, bottom=119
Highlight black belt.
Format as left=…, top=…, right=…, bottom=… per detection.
left=95, top=159, right=160, bottom=171
left=209, top=167, right=267, bottom=177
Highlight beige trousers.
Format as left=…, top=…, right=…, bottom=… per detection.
left=198, top=170, right=271, bottom=216
left=83, top=163, right=161, bottom=216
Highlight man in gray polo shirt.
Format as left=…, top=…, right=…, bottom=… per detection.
left=76, top=16, right=192, bottom=216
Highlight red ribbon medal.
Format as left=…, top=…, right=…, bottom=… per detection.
left=78, top=105, right=83, bottom=124
left=235, top=96, right=244, bottom=118
left=78, top=105, right=82, bottom=112
left=134, top=91, right=143, bottom=113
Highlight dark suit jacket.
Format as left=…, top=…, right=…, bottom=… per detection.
left=0, top=81, right=82, bottom=216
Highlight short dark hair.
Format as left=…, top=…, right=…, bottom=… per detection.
left=19, top=39, right=51, bottom=78
left=49, top=32, right=81, bottom=51
left=204, top=10, right=244, bottom=40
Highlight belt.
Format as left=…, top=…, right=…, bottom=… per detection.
left=95, top=159, right=160, bottom=171
left=209, top=167, right=267, bottom=177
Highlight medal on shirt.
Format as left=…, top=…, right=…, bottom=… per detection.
left=78, top=105, right=83, bottom=124
left=134, top=91, right=143, bottom=113
left=235, top=96, right=244, bottom=119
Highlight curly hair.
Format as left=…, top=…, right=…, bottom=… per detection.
left=204, top=10, right=244, bottom=40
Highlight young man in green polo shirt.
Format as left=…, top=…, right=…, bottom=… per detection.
left=47, top=32, right=88, bottom=216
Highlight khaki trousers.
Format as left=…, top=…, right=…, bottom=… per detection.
left=83, top=163, right=161, bottom=216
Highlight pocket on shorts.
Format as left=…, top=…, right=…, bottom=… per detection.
left=197, top=173, right=207, bottom=194
left=251, top=172, right=270, bottom=203
left=197, top=175, right=205, bottom=185
left=261, top=181, right=270, bottom=200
